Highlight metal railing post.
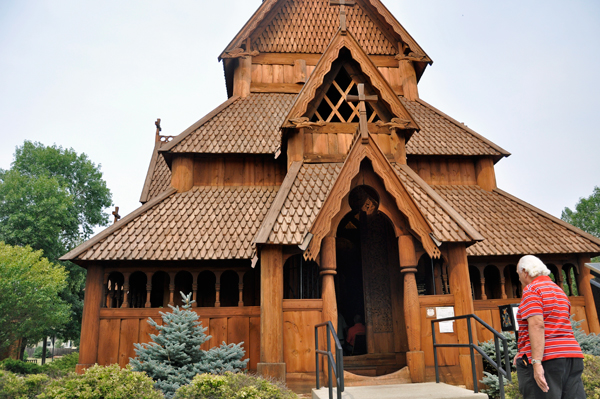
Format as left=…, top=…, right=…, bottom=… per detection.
left=315, top=326, right=320, bottom=389
left=467, top=317, right=478, bottom=393
left=432, top=320, right=440, bottom=383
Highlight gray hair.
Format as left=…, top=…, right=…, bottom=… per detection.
left=517, top=255, right=551, bottom=278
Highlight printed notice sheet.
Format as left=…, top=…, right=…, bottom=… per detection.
left=436, top=306, right=455, bottom=333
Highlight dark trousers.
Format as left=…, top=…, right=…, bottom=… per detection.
left=517, top=356, right=585, bottom=399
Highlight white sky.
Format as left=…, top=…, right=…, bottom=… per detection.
left=1, top=1, right=599, bottom=235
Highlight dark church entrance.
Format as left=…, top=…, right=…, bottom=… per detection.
left=335, top=185, right=407, bottom=376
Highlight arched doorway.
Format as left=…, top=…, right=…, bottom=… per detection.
left=335, top=185, right=406, bottom=374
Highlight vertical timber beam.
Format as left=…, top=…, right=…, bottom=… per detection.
left=577, top=254, right=600, bottom=334
left=475, top=158, right=497, bottom=192
left=399, top=59, right=418, bottom=101
left=257, top=245, right=286, bottom=381
left=447, top=243, right=483, bottom=390
left=171, top=155, right=194, bottom=193
left=76, top=264, right=104, bottom=374
left=233, top=56, right=252, bottom=98
left=398, top=234, right=425, bottom=383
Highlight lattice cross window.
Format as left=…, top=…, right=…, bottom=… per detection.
left=310, top=68, right=380, bottom=123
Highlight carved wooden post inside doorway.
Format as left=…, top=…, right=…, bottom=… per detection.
left=398, top=234, right=425, bottom=383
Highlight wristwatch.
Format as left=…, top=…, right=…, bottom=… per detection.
left=531, top=359, right=542, bottom=365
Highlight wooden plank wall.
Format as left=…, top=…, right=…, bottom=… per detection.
left=250, top=63, right=402, bottom=95
left=407, top=158, right=478, bottom=186
left=283, top=299, right=323, bottom=373
left=98, top=307, right=261, bottom=371
left=194, top=157, right=285, bottom=187
left=304, top=129, right=392, bottom=159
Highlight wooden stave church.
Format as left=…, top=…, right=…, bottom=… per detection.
left=61, top=0, right=600, bottom=389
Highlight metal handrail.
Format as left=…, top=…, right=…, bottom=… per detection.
left=314, top=321, right=344, bottom=399
left=432, top=314, right=511, bottom=399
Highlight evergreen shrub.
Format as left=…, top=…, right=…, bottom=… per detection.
left=0, top=369, right=49, bottom=399
left=174, top=372, right=298, bottom=399
left=37, top=364, right=164, bottom=399
left=42, top=352, right=79, bottom=377
left=582, top=354, right=600, bottom=399
left=0, top=359, right=42, bottom=375
left=131, top=292, right=248, bottom=398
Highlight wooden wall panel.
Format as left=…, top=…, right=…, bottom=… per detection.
left=97, top=319, right=120, bottom=366
left=209, top=317, right=228, bottom=348
left=283, top=310, right=321, bottom=373
left=193, top=157, right=285, bottom=187
left=118, top=319, right=139, bottom=368
left=572, top=305, right=590, bottom=334
left=99, top=311, right=260, bottom=370
left=407, top=158, right=478, bottom=186
left=249, top=317, right=261, bottom=371
left=420, top=306, right=460, bottom=367
left=228, top=317, right=251, bottom=363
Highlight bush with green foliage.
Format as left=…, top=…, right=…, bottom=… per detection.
left=572, top=318, right=600, bottom=356
left=131, top=293, right=248, bottom=398
left=37, top=364, right=163, bottom=399
left=42, top=352, right=79, bottom=377
left=582, top=354, right=600, bottom=399
left=174, top=372, right=298, bottom=399
left=0, top=359, right=42, bottom=375
left=0, top=369, right=49, bottom=399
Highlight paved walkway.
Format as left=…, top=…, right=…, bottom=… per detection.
left=312, top=382, right=488, bottom=399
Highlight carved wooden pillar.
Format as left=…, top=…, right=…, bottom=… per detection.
left=258, top=245, right=285, bottom=381
left=121, top=272, right=131, bottom=308
left=238, top=271, right=246, bottom=307
left=192, top=272, right=199, bottom=308
left=145, top=272, right=153, bottom=308
left=398, top=235, right=424, bottom=383
left=447, top=243, right=482, bottom=390
left=577, top=255, right=600, bottom=333
left=321, top=237, right=338, bottom=332
left=168, top=272, right=176, bottom=306
left=76, top=264, right=104, bottom=374
left=500, top=278, right=507, bottom=299
left=479, top=272, right=487, bottom=301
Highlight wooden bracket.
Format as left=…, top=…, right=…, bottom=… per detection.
left=375, top=118, right=412, bottom=130
left=288, top=117, right=326, bottom=129
left=221, top=47, right=259, bottom=59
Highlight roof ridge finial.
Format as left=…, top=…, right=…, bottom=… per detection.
left=155, top=118, right=162, bottom=143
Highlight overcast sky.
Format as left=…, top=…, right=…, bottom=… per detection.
left=1, top=1, right=599, bottom=235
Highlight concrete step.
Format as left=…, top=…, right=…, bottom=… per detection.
left=312, top=382, right=488, bottom=399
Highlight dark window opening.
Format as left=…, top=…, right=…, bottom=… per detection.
left=128, top=271, right=147, bottom=308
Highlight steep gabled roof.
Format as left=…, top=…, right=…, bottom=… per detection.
left=220, top=0, right=430, bottom=62
left=434, top=185, right=600, bottom=257
left=283, top=29, right=418, bottom=130
left=402, top=98, right=510, bottom=160
left=61, top=186, right=279, bottom=262
left=140, top=141, right=171, bottom=204
left=161, top=94, right=296, bottom=155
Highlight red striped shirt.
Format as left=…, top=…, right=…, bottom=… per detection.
left=517, top=276, right=583, bottom=361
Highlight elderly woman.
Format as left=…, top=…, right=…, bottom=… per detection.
left=515, top=255, right=584, bottom=399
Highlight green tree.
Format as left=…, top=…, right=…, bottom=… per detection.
left=562, top=186, right=600, bottom=262
left=562, top=186, right=600, bottom=238
left=0, top=242, right=71, bottom=355
left=0, top=141, right=112, bottom=342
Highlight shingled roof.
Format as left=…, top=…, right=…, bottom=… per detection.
left=401, top=98, right=510, bottom=159
left=140, top=141, right=171, bottom=203
left=434, top=185, right=600, bottom=257
left=63, top=186, right=279, bottom=261
left=258, top=161, right=480, bottom=246
left=221, top=0, right=430, bottom=62
left=161, top=93, right=297, bottom=155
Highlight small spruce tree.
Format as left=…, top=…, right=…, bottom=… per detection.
left=130, top=292, right=248, bottom=398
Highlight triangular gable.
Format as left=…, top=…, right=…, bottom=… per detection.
left=283, top=29, right=419, bottom=130
left=304, top=130, right=442, bottom=261
left=220, top=0, right=431, bottom=62
left=140, top=141, right=172, bottom=204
